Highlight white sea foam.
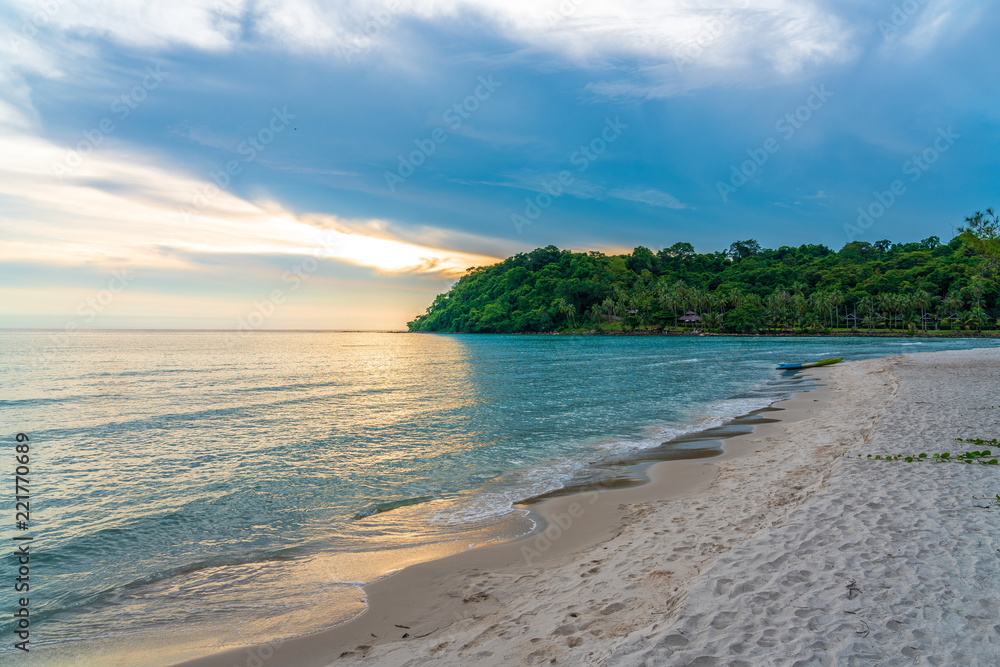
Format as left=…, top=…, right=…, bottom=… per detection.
left=429, top=460, right=584, bottom=526
left=429, top=385, right=793, bottom=527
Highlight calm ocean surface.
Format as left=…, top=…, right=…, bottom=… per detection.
left=2, top=331, right=997, bottom=665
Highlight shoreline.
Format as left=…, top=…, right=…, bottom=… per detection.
left=173, top=347, right=1000, bottom=665
left=173, top=366, right=845, bottom=667
left=605, top=348, right=1000, bottom=664
left=412, top=330, right=999, bottom=338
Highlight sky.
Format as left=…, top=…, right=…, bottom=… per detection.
left=1, top=0, right=998, bottom=330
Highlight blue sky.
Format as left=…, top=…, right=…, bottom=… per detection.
left=1, top=0, right=998, bottom=329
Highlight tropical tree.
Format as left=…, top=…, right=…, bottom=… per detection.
left=765, top=291, right=788, bottom=333
left=630, top=285, right=652, bottom=328
left=877, top=293, right=894, bottom=331
left=959, top=208, right=1000, bottom=266
left=830, top=291, right=844, bottom=329
left=407, top=220, right=1000, bottom=335
left=601, top=296, right=617, bottom=324
left=911, top=291, right=932, bottom=331
left=858, top=296, right=877, bottom=331
left=791, top=294, right=808, bottom=329
left=940, top=292, right=964, bottom=330
left=555, top=298, right=576, bottom=328
left=702, top=311, right=723, bottom=331
left=589, top=303, right=605, bottom=328
left=969, top=307, right=990, bottom=332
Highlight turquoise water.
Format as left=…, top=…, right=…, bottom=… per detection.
left=1, top=332, right=997, bottom=664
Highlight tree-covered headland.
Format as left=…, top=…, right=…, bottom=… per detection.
left=407, top=209, right=1000, bottom=335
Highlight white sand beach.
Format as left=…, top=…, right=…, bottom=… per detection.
left=178, top=347, right=1000, bottom=667
left=605, top=349, right=1000, bottom=666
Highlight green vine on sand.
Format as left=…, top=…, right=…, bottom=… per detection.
left=851, top=439, right=999, bottom=465
left=849, top=437, right=999, bottom=506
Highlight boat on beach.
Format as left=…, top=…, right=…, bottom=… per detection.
left=776, top=357, right=843, bottom=370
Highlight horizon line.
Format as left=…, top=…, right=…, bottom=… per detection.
left=0, top=328, right=412, bottom=333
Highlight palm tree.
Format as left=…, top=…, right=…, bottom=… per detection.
left=671, top=280, right=688, bottom=310
left=717, top=289, right=737, bottom=318
left=940, top=292, right=964, bottom=330
left=965, top=278, right=986, bottom=331
left=830, top=291, right=844, bottom=330
left=700, top=292, right=715, bottom=328
left=808, top=292, right=826, bottom=328
left=730, top=288, right=748, bottom=310
left=765, top=290, right=788, bottom=333
left=702, top=311, right=723, bottom=331
left=911, top=291, right=932, bottom=331
left=893, top=293, right=910, bottom=331
left=792, top=294, right=808, bottom=330
left=601, top=297, right=613, bottom=323
left=959, top=310, right=975, bottom=331
left=656, top=287, right=678, bottom=330
left=810, top=291, right=837, bottom=329
left=589, top=303, right=604, bottom=328
left=687, top=287, right=707, bottom=316
left=859, top=296, right=877, bottom=331
left=969, top=307, right=989, bottom=333
left=901, top=295, right=918, bottom=331
left=877, top=293, right=894, bottom=331
left=631, top=285, right=652, bottom=328
left=555, top=298, right=576, bottom=328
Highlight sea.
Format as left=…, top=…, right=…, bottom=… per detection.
left=1, top=331, right=997, bottom=665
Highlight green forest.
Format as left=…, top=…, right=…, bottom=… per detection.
left=407, top=210, right=1000, bottom=335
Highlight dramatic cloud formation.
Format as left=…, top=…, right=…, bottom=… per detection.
left=0, top=130, right=498, bottom=275
left=1, top=0, right=997, bottom=328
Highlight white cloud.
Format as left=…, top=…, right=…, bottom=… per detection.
left=802, top=189, right=829, bottom=200
left=894, top=0, right=984, bottom=55
left=4, top=0, right=247, bottom=51
left=0, top=23, right=66, bottom=131
left=455, top=174, right=689, bottom=210
left=452, top=171, right=607, bottom=201
left=4, top=1, right=858, bottom=96
left=0, top=128, right=501, bottom=278
left=609, top=186, right=688, bottom=209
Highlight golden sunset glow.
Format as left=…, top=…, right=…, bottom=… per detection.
left=0, top=130, right=499, bottom=277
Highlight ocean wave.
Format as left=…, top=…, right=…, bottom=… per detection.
left=426, top=383, right=796, bottom=528
left=429, top=460, right=582, bottom=525
left=352, top=495, right=434, bottom=520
